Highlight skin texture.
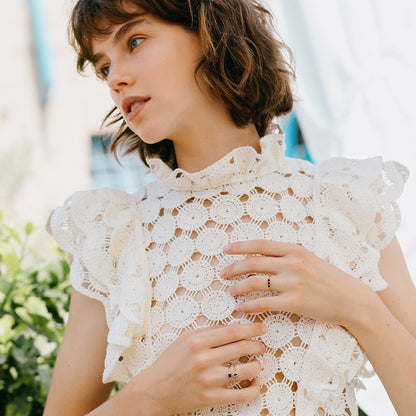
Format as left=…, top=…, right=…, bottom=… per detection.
left=91, top=12, right=262, bottom=173
left=44, top=11, right=416, bottom=416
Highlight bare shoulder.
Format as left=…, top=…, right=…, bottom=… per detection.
left=378, top=236, right=416, bottom=337
left=43, top=289, right=114, bottom=416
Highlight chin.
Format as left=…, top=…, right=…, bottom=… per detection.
left=133, top=129, right=170, bottom=146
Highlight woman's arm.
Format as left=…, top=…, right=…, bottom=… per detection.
left=346, top=237, right=416, bottom=416
left=221, top=237, right=416, bottom=416
left=43, top=289, right=115, bottom=416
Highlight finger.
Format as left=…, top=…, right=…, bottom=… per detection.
left=225, top=378, right=261, bottom=403
left=222, top=359, right=262, bottom=386
left=212, top=339, right=266, bottom=363
left=210, top=378, right=261, bottom=406
left=220, top=255, right=283, bottom=279
left=229, top=275, right=277, bottom=296
left=224, top=239, right=305, bottom=257
left=236, top=293, right=295, bottom=314
left=194, top=323, right=267, bottom=349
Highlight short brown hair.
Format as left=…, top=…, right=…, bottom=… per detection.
left=70, top=0, right=295, bottom=169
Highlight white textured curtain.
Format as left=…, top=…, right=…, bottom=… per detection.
left=270, top=1, right=416, bottom=415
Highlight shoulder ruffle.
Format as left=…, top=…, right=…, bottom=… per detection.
left=46, top=188, right=152, bottom=383
left=314, top=156, right=408, bottom=290
left=296, top=157, right=408, bottom=413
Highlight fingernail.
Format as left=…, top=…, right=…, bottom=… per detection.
left=220, top=267, right=226, bottom=276
left=224, top=244, right=232, bottom=252
left=261, top=324, right=268, bottom=333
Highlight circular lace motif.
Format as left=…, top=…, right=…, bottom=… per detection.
left=230, top=222, right=264, bottom=242
left=150, top=305, right=164, bottom=333
left=210, top=195, right=243, bottom=224
left=265, top=383, right=293, bottom=415
left=266, top=221, right=297, bottom=243
left=235, top=396, right=262, bottom=415
left=246, top=193, right=278, bottom=221
left=322, top=393, right=347, bottom=415
left=167, top=235, right=194, bottom=266
left=153, top=332, right=177, bottom=356
left=148, top=247, right=167, bottom=277
left=161, top=190, right=189, bottom=209
left=261, top=315, right=296, bottom=349
left=280, top=195, right=307, bottom=223
left=165, top=295, right=199, bottom=329
left=138, top=197, right=160, bottom=223
left=195, top=228, right=229, bottom=256
left=258, top=172, right=289, bottom=193
left=258, top=352, right=279, bottom=384
left=181, top=260, right=214, bottom=291
left=297, top=223, right=314, bottom=249
left=201, top=291, right=235, bottom=321
left=176, top=202, right=208, bottom=231
left=289, top=175, right=313, bottom=199
left=296, top=316, right=314, bottom=344
left=142, top=227, right=152, bottom=248
left=152, top=215, right=176, bottom=245
left=279, top=347, right=305, bottom=382
left=196, top=404, right=234, bottom=416
left=153, top=271, right=179, bottom=301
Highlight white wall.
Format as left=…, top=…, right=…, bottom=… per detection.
left=0, top=0, right=114, bottom=224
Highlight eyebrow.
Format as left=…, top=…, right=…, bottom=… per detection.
left=91, top=16, right=148, bottom=65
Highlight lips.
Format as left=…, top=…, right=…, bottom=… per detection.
left=121, top=96, right=150, bottom=120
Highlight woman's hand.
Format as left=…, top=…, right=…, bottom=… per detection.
left=131, top=323, right=267, bottom=415
left=221, top=240, right=375, bottom=328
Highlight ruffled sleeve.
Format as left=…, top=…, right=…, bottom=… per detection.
left=46, top=188, right=152, bottom=383
left=296, top=157, right=408, bottom=413
left=313, top=156, right=408, bottom=290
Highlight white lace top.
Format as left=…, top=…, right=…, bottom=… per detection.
left=48, top=130, right=408, bottom=416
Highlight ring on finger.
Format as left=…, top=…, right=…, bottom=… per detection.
left=225, top=363, right=239, bottom=387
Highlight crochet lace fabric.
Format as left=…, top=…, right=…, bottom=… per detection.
left=48, top=131, right=408, bottom=416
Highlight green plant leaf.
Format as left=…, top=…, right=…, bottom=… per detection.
left=0, top=212, right=71, bottom=414
left=25, top=296, right=52, bottom=320
left=14, top=307, right=35, bottom=326
left=0, top=315, right=15, bottom=343
left=24, top=222, right=34, bottom=236
left=34, top=335, right=57, bottom=357
left=12, top=347, right=29, bottom=366
left=5, top=397, right=32, bottom=416
left=4, top=225, right=22, bottom=244
left=1, top=251, right=20, bottom=274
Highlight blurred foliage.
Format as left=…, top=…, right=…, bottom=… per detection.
left=0, top=210, right=71, bottom=416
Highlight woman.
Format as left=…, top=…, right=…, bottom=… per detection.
left=44, top=0, right=416, bottom=415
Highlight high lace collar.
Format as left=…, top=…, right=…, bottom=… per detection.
left=146, top=128, right=286, bottom=191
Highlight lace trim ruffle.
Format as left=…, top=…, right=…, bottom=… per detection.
left=296, top=156, right=408, bottom=413
left=47, top=188, right=152, bottom=383
left=146, top=128, right=286, bottom=191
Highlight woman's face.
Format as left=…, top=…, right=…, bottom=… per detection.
left=91, top=12, right=212, bottom=144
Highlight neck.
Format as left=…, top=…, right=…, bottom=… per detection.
left=171, top=122, right=262, bottom=173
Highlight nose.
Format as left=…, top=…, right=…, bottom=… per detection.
left=107, top=63, right=135, bottom=92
